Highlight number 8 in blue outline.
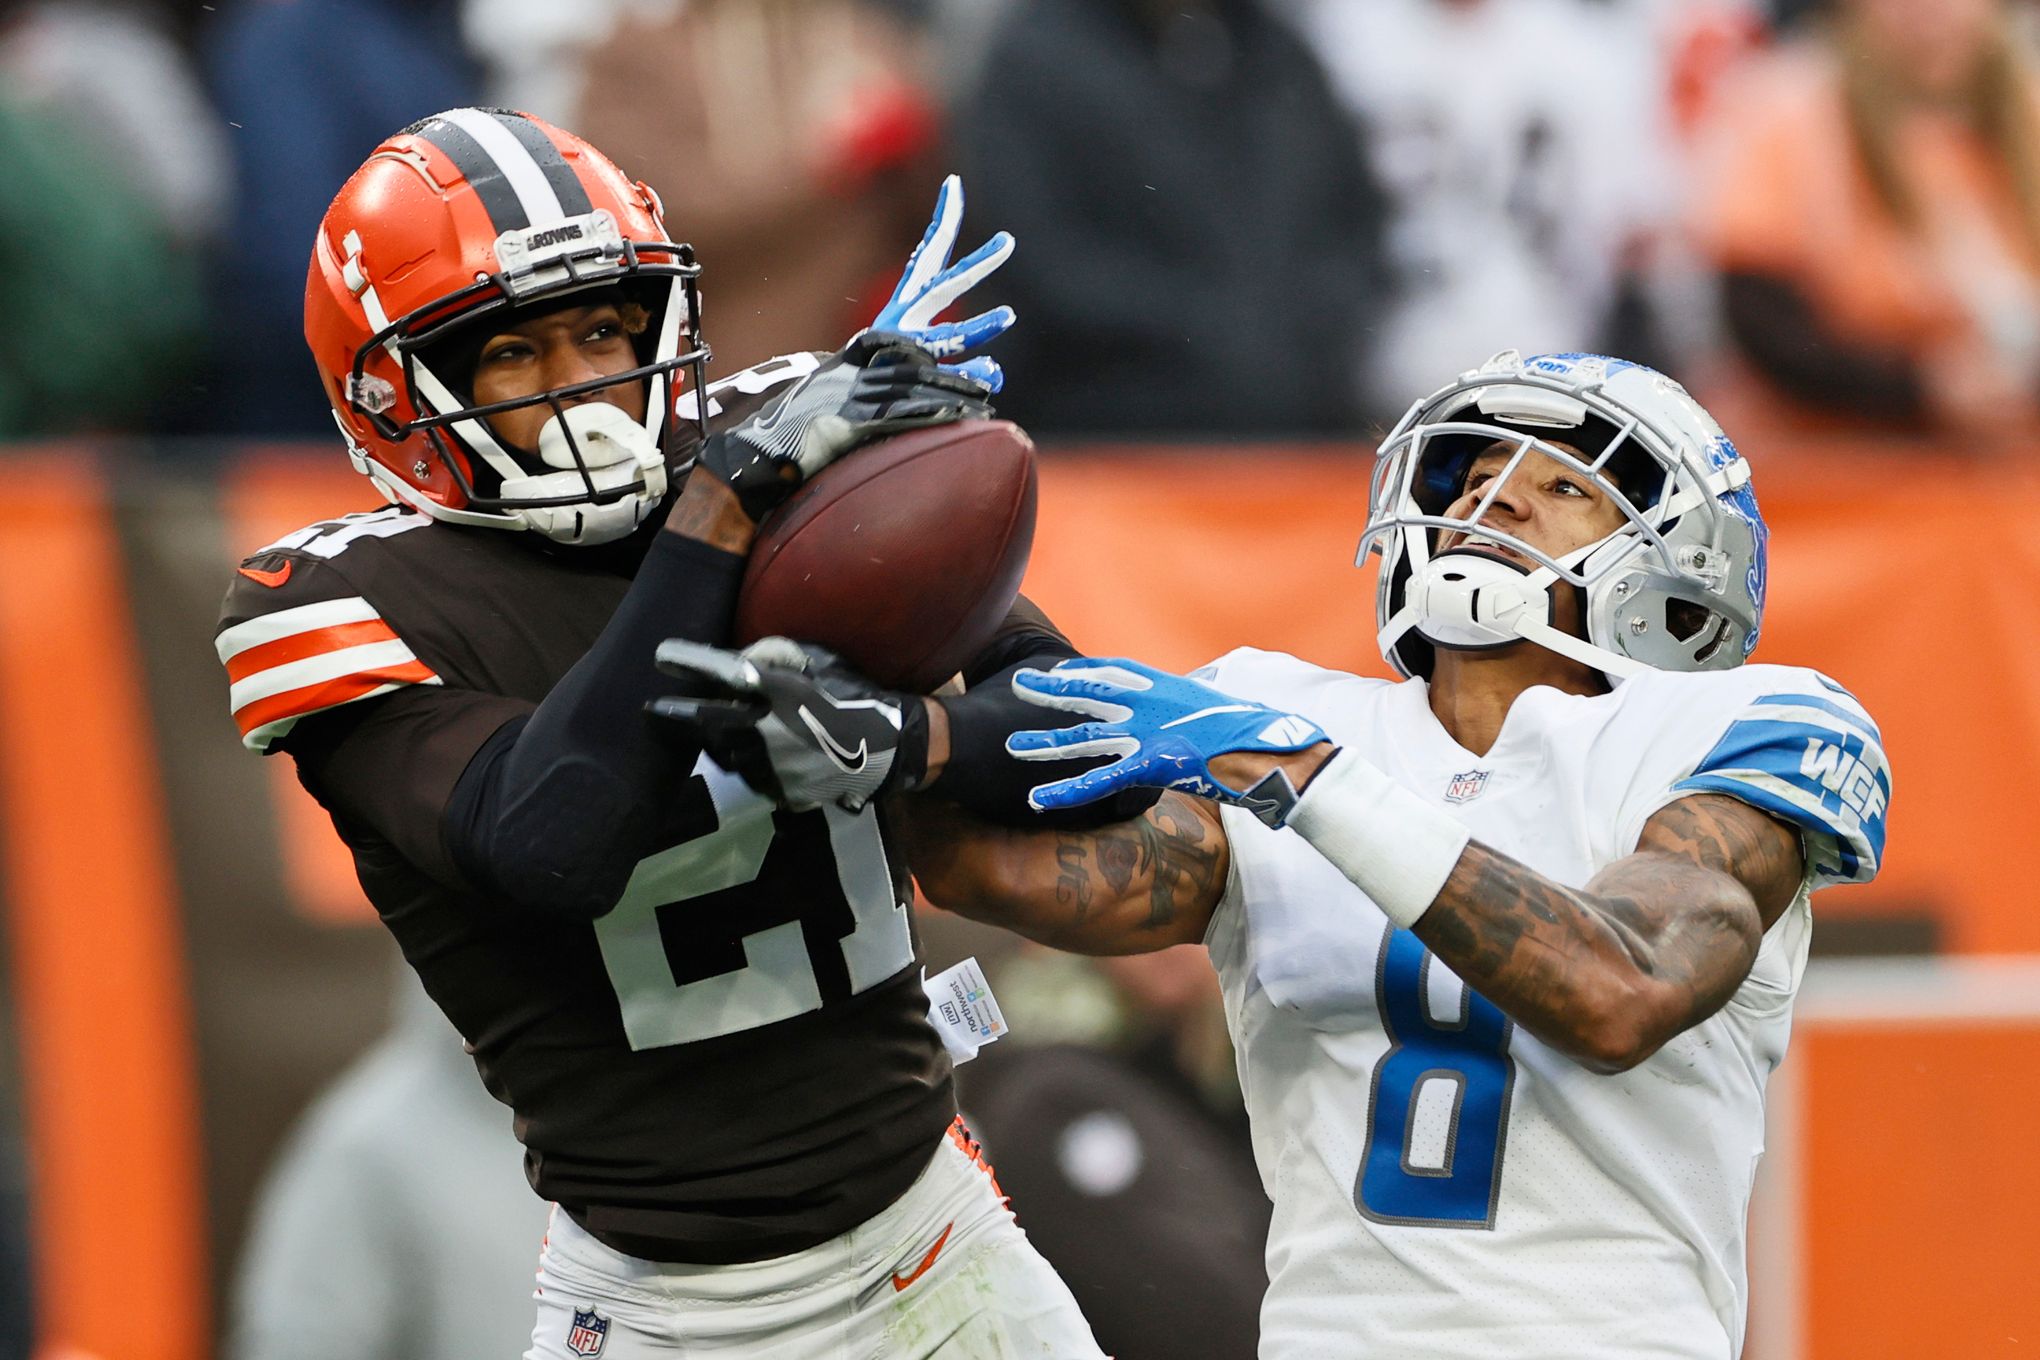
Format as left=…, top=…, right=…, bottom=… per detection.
left=1355, top=925, right=1516, bottom=1228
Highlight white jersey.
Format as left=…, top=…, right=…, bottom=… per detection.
left=1198, top=649, right=1887, bottom=1360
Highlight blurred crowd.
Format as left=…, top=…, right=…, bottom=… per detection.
left=6, top=0, right=2040, bottom=450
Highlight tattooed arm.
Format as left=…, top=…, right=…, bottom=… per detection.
left=892, top=792, right=1230, bottom=954
left=1204, top=749, right=1802, bottom=1071
left=1414, top=794, right=1805, bottom=1072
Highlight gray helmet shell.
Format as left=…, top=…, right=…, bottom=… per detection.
left=1360, top=351, right=1769, bottom=684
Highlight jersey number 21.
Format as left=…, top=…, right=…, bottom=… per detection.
left=592, top=759, right=913, bottom=1049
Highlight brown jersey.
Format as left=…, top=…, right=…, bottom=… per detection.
left=214, top=357, right=954, bottom=1264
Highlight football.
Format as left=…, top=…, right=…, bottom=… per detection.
left=733, top=420, right=1038, bottom=692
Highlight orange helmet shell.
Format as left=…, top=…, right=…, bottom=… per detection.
left=303, top=108, right=703, bottom=525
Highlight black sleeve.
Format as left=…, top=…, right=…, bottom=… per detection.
left=932, top=596, right=1163, bottom=828
left=281, top=684, right=538, bottom=888
left=1721, top=270, right=1929, bottom=422
left=962, top=594, right=1081, bottom=684
left=438, top=531, right=746, bottom=919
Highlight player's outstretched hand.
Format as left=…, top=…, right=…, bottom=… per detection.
left=1007, top=658, right=1331, bottom=826
left=698, top=331, right=994, bottom=522
left=649, top=637, right=919, bottom=812
left=866, top=174, right=1014, bottom=393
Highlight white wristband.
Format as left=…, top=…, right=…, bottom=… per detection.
left=1286, top=749, right=1471, bottom=930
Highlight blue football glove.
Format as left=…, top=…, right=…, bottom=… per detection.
left=1005, top=658, right=1331, bottom=826
left=867, top=174, right=1014, bottom=393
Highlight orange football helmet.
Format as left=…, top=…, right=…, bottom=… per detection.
left=304, top=107, right=708, bottom=543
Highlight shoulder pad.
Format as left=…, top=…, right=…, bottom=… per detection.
left=216, top=517, right=441, bottom=752
left=1667, top=670, right=1888, bottom=888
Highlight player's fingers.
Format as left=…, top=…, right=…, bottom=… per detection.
left=900, top=232, right=1014, bottom=329
left=1052, top=658, right=1163, bottom=688
left=739, top=636, right=812, bottom=674
left=646, top=693, right=770, bottom=729
left=913, top=307, right=1016, bottom=361
left=654, top=639, right=761, bottom=692
left=1004, top=724, right=1138, bottom=761
left=940, top=356, right=1003, bottom=394
left=889, top=173, right=962, bottom=309
left=1020, top=661, right=1157, bottom=696
left=953, top=305, right=1017, bottom=350
left=1010, top=668, right=1136, bottom=721
left=855, top=365, right=990, bottom=408
left=869, top=399, right=992, bottom=431
left=866, top=358, right=999, bottom=396
left=1026, top=761, right=1137, bottom=812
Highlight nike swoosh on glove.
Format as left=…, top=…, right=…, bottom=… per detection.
left=697, top=331, right=994, bottom=522
left=1005, top=657, right=1330, bottom=826
left=648, top=637, right=920, bottom=812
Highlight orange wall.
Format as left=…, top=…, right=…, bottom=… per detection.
left=1797, top=1017, right=2040, bottom=1358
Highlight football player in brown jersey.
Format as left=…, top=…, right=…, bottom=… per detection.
left=216, top=109, right=1113, bottom=1358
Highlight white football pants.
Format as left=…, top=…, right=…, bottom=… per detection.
left=525, top=1122, right=1107, bottom=1359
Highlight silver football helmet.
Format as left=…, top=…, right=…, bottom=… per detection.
left=1359, top=351, right=1769, bottom=684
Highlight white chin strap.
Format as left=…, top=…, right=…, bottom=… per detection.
left=500, top=402, right=668, bottom=546
left=1379, top=548, right=1649, bottom=680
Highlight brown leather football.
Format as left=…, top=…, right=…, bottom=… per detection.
left=733, top=420, right=1038, bottom=692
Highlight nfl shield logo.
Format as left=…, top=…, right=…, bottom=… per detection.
left=1445, top=769, right=1490, bottom=804
left=567, top=1307, right=610, bottom=1357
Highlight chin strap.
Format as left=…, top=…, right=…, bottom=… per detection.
left=498, top=403, right=668, bottom=545
left=1379, top=544, right=1652, bottom=682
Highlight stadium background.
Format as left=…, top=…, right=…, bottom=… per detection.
left=2, top=0, right=2037, bottom=1357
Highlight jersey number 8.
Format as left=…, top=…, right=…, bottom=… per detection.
left=1355, top=926, right=1516, bottom=1229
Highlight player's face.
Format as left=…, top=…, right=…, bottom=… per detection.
left=469, top=303, right=649, bottom=451
left=1435, top=442, right=1626, bottom=568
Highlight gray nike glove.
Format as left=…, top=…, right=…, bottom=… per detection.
left=649, top=637, right=925, bottom=812
left=698, top=331, right=994, bottom=522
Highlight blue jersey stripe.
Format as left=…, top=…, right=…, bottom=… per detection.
left=1753, top=692, right=1883, bottom=745
left=1692, top=717, right=1891, bottom=803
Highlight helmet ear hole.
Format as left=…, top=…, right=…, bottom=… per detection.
left=1667, top=600, right=1735, bottom=664
left=1665, top=598, right=1712, bottom=642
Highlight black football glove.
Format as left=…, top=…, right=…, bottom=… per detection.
left=697, top=331, right=994, bottom=523
left=649, top=636, right=1164, bottom=830
left=649, top=637, right=928, bottom=813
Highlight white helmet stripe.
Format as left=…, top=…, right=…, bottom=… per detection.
left=437, top=107, right=567, bottom=227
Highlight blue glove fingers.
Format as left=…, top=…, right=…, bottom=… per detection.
left=1011, top=667, right=1139, bottom=720
left=1037, top=659, right=1161, bottom=688
left=895, top=232, right=1015, bottom=332
left=1003, top=722, right=1136, bottom=760
left=879, top=174, right=962, bottom=320
left=940, top=356, right=1003, bottom=393
left=1026, top=759, right=1143, bottom=812
left=912, top=305, right=1017, bottom=359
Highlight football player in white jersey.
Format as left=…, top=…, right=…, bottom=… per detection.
left=661, top=350, right=1888, bottom=1359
